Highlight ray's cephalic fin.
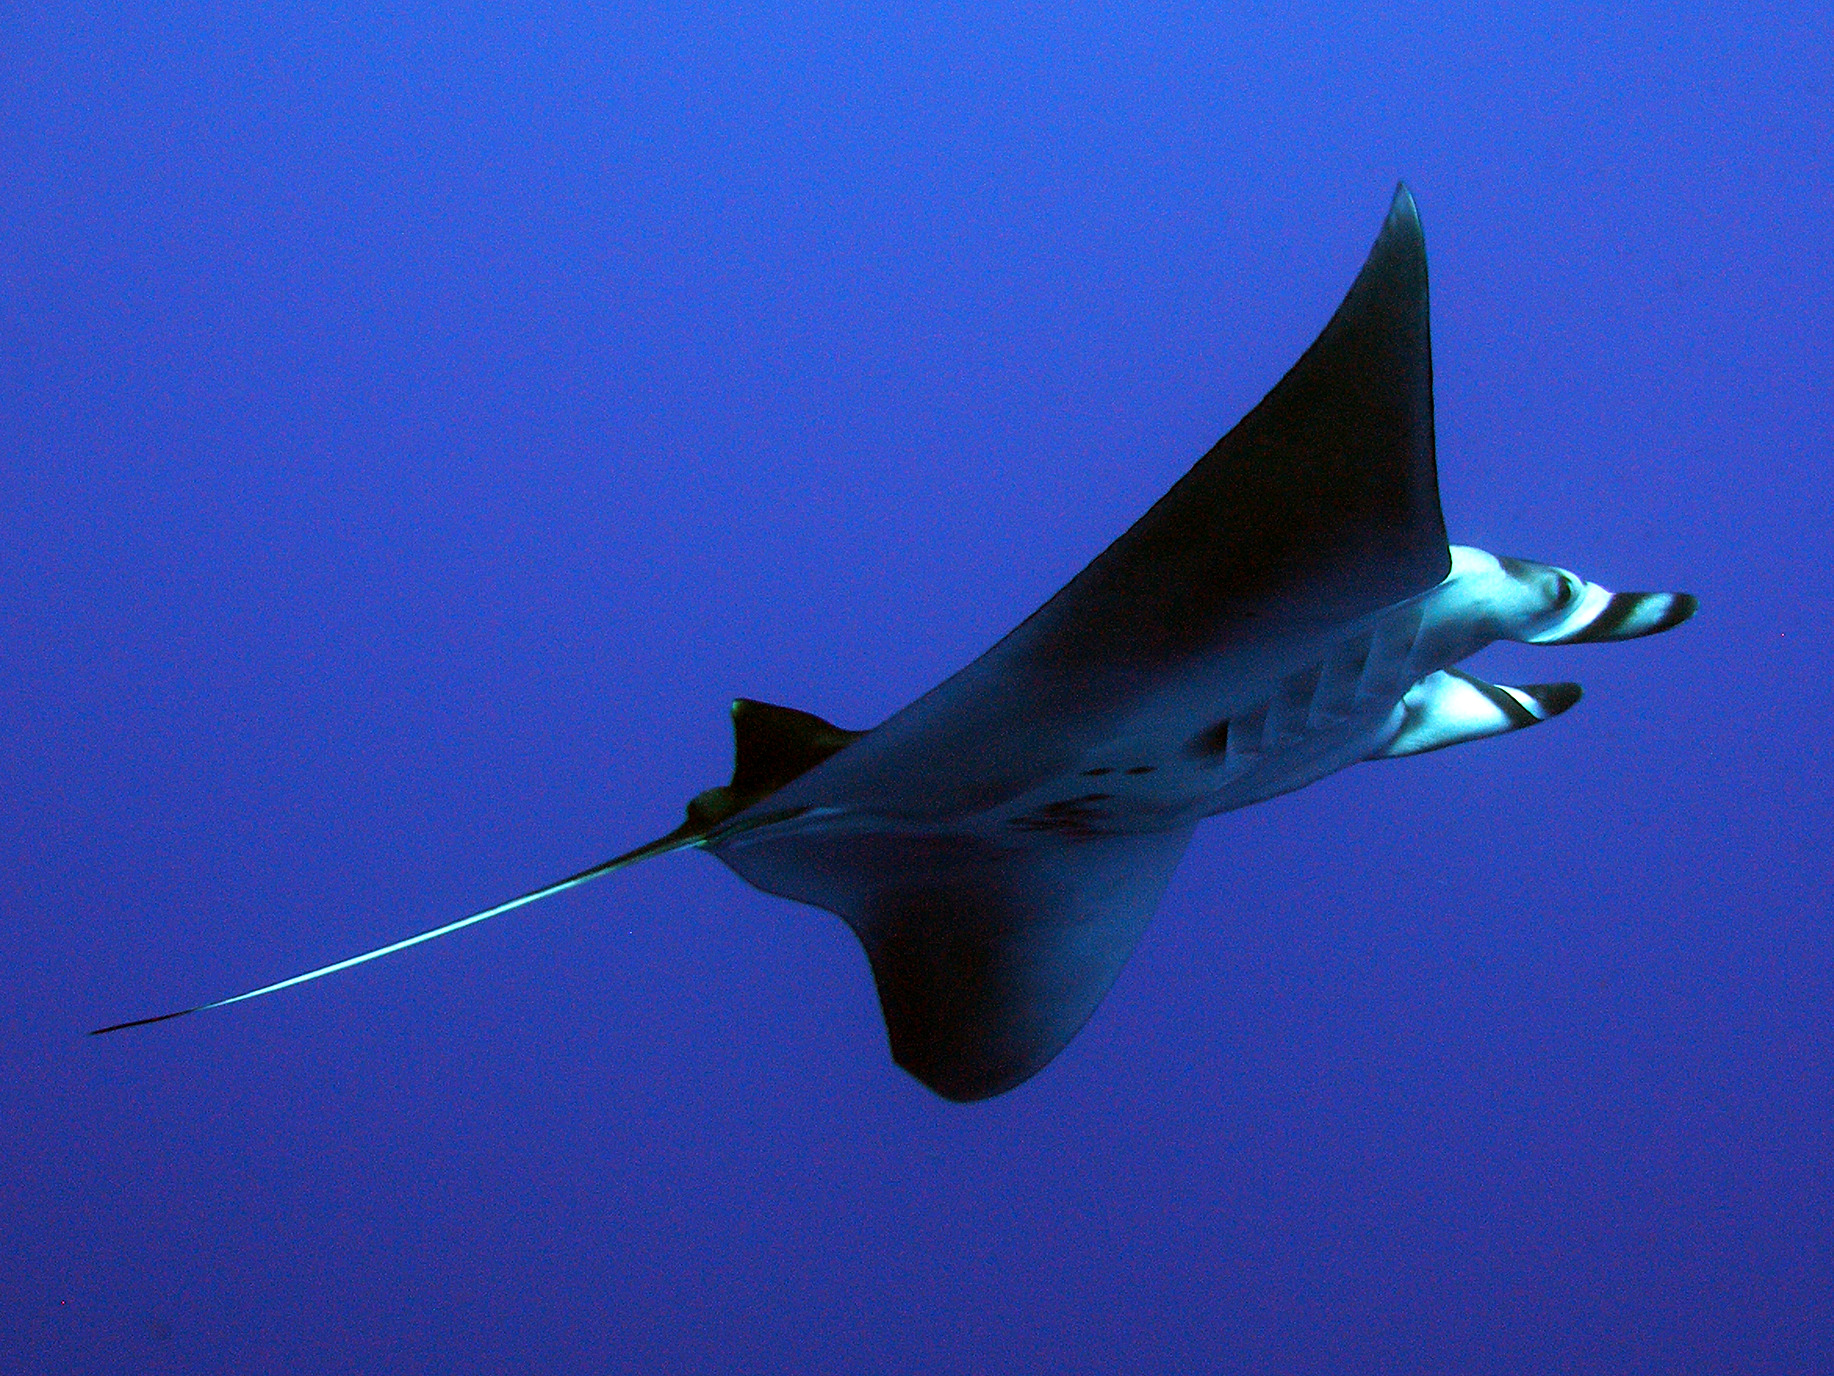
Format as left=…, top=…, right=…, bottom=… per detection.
left=90, top=697, right=861, bottom=1036
left=1371, top=667, right=1583, bottom=759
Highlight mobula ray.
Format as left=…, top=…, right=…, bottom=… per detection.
left=95, top=187, right=1697, bottom=1101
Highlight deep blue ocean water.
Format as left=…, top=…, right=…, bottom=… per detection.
left=4, top=5, right=1829, bottom=1372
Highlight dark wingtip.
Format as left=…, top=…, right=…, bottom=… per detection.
left=1517, top=681, right=1584, bottom=717
left=894, top=1049, right=1034, bottom=1104
left=1365, top=182, right=1426, bottom=284
left=89, top=1006, right=199, bottom=1036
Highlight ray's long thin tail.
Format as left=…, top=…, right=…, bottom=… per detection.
left=89, top=826, right=704, bottom=1036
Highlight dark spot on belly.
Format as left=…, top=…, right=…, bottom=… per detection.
left=1125, top=765, right=1155, bottom=775
left=1082, top=767, right=1113, bottom=776
left=1007, top=795, right=1114, bottom=838
left=1185, top=719, right=1229, bottom=758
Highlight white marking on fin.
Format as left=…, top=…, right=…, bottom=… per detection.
left=1528, top=582, right=1614, bottom=643
left=1371, top=669, right=1577, bottom=759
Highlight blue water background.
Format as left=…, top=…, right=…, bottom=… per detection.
left=3, top=5, right=1829, bottom=1372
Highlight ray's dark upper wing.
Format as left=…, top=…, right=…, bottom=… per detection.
left=1031, top=184, right=1445, bottom=667
left=775, top=186, right=1449, bottom=819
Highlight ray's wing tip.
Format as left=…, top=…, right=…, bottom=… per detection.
left=896, top=1050, right=1036, bottom=1103
left=1383, top=182, right=1423, bottom=240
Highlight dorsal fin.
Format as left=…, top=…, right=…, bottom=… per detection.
left=688, top=699, right=865, bottom=829
left=729, top=698, right=864, bottom=795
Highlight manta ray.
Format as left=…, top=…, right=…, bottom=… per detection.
left=96, top=186, right=1696, bottom=1101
